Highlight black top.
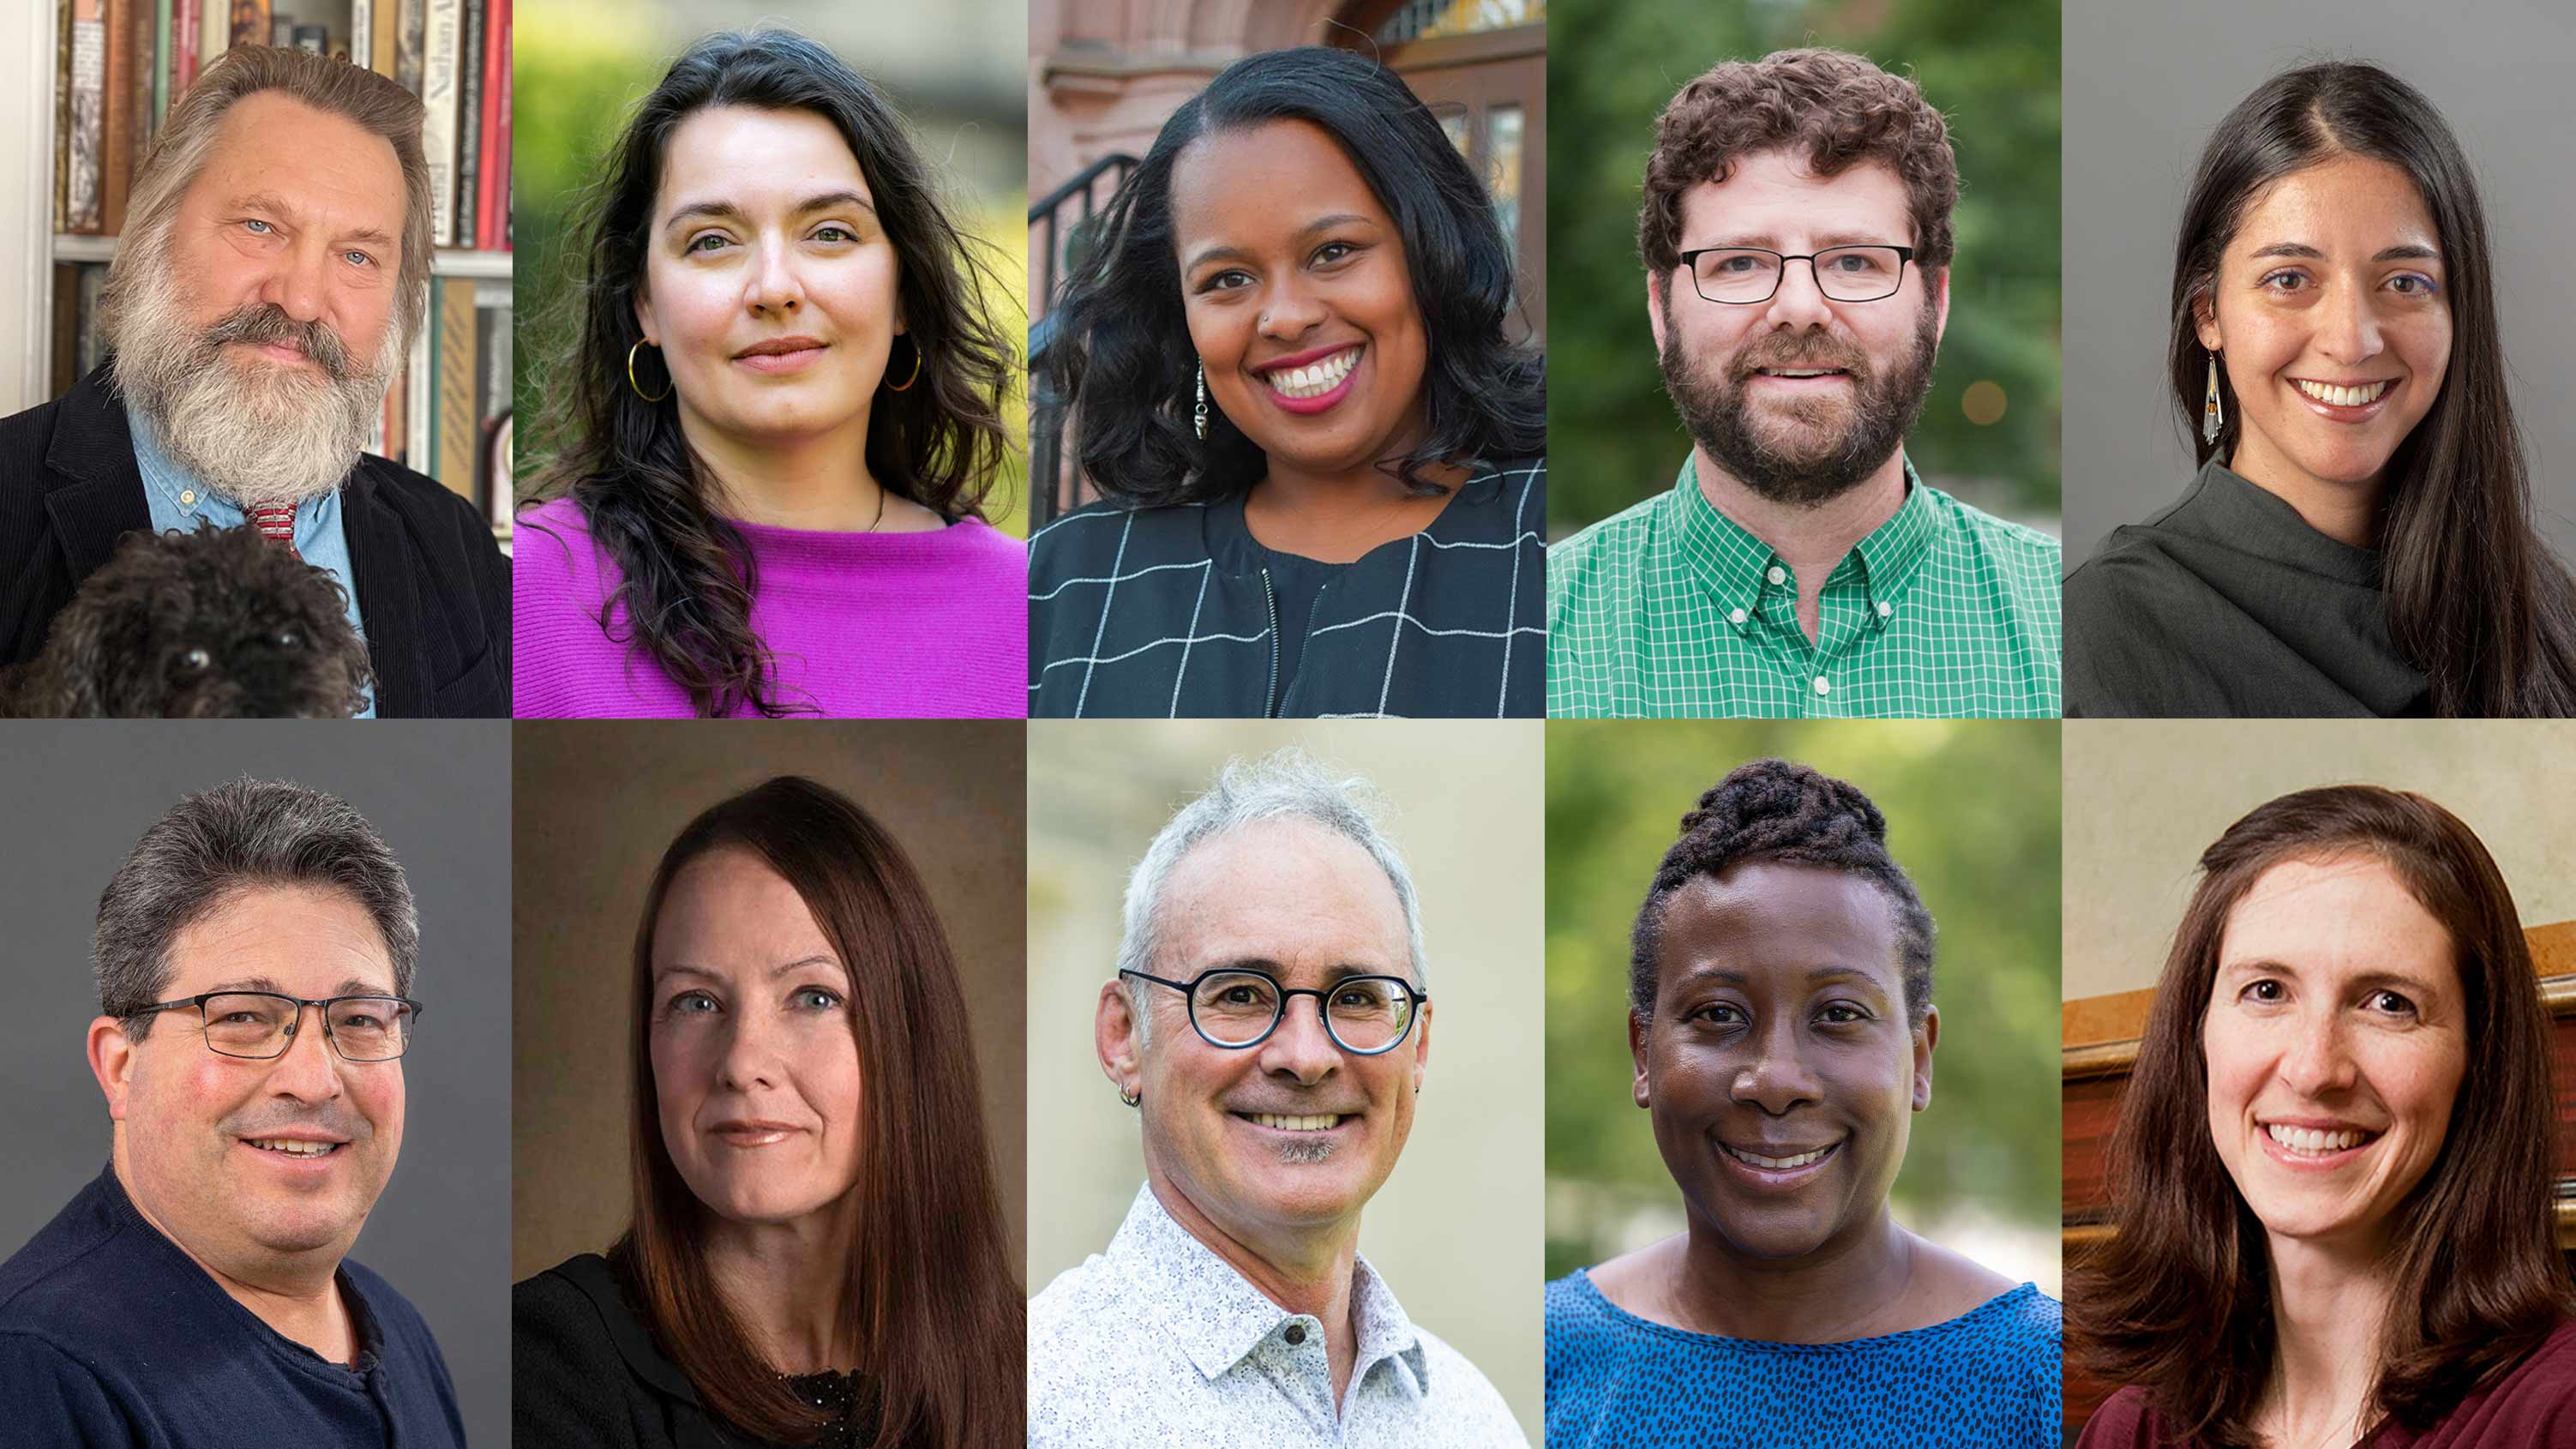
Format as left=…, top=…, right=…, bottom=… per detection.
left=0, top=365, right=512, bottom=717
left=0, top=1163, right=465, bottom=1448
left=514, top=1254, right=883, bottom=1449
left=1203, top=497, right=1347, bottom=700
left=1026, top=458, right=1546, bottom=718
left=2063, top=459, right=2429, bottom=717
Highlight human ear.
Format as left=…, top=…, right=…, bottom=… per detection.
left=632, top=287, right=659, bottom=348
left=1646, top=273, right=1672, bottom=352
left=1925, top=266, right=1950, bottom=348
left=88, top=1016, right=137, bottom=1121
left=1911, top=1005, right=1939, bottom=1111
left=1629, top=1008, right=1653, bottom=1109
left=2193, top=287, right=2223, bottom=353
left=1095, top=980, right=1142, bottom=1101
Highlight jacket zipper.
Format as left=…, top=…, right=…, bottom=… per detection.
left=1261, top=568, right=1281, bottom=718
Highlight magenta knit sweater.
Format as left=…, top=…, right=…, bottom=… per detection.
left=511, top=496, right=1027, bottom=718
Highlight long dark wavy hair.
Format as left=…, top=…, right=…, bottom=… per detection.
left=2069, top=785, right=2570, bottom=1446
left=523, top=31, right=1016, bottom=717
left=2170, top=61, right=2576, bottom=717
left=613, top=777, right=1024, bottom=1447
left=1047, top=45, right=1544, bottom=508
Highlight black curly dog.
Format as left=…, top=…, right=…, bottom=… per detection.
left=5, top=524, right=374, bottom=718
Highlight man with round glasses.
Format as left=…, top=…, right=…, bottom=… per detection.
left=1028, top=750, right=1525, bottom=1446
left=1549, top=46, right=2062, bottom=719
left=0, top=779, right=463, bottom=1445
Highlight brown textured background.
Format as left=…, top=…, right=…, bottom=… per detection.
left=510, top=721, right=1027, bottom=1282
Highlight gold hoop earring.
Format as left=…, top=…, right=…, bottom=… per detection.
left=1119, top=1085, right=1141, bottom=1109
left=626, top=340, right=672, bottom=404
left=885, top=335, right=922, bottom=392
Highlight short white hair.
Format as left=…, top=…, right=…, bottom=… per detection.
left=1116, top=749, right=1426, bottom=1047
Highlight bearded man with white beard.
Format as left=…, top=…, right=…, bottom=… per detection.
left=0, top=45, right=508, bottom=718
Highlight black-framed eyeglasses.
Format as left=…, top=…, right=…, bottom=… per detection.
left=123, top=991, right=422, bottom=1061
left=1678, top=244, right=1914, bottom=304
left=1119, top=967, right=1426, bottom=1055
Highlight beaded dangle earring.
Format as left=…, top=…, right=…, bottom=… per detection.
left=1194, top=363, right=1210, bottom=441
left=2204, top=351, right=2225, bottom=444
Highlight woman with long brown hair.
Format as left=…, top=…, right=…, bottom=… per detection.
left=2065, top=62, right=2576, bottom=718
left=513, top=777, right=1023, bottom=1446
left=2070, top=786, right=2576, bottom=1446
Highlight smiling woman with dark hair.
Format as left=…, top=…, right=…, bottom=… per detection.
left=513, top=31, right=1025, bottom=719
left=2070, top=786, right=2576, bottom=1447
left=1027, top=45, right=1546, bottom=719
left=2066, top=62, right=2576, bottom=718
left=1546, top=759, right=2059, bottom=1448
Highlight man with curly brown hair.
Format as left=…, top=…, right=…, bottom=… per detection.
left=1548, top=48, right=2060, bottom=720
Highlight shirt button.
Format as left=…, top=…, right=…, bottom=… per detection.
left=1876, top=601, right=1894, bottom=618
left=1284, top=1324, right=1306, bottom=1346
left=1728, top=607, right=1747, bottom=626
left=1814, top=676, right=1832, bottom=697
left=1766, top=566, right=1786, bottom=586
left=179, top=490, right=195, bottom=506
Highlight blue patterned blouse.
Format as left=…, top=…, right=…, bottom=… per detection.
left=1544, top=1269, right=2061, bottom=1448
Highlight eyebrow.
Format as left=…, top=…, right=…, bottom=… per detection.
left=663, top=190, right=876, bottom=237
left=1199, top=957, right=1397, bottom=984
left=2246, top=242, right=2441, bottom=262
left=1183, top=213, right=1378, bottom=275
left=1689, top=231, right=1904, bottom=252
left=198, top=975, right=397, bottom=998
left=654, top=954, right=844, bottom=984
left=1674, top=964, right=1890, bottom=993
left=228, top=192, right=398, bottom=252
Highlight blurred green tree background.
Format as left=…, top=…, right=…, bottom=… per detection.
left=512, top=0, right=1030, bottom=534
left=1546, top=720, right=2061, bottom=1286
left=1546, top=0, right=2060, bottom=536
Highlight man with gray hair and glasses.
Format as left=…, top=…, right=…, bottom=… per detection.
left=0, top=45, right=507, bottom=717
left=1029, top=749, right=1526, bottom=1446
left=0, top=779, right=464, bottom=1445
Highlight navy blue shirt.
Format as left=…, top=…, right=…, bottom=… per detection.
left=0, top=1164, right=464, bottom=1448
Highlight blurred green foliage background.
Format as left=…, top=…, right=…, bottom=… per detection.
left=512, top=0, right=1030, bottom=534
left=1546, top=720, right=2062, bottom=1288
left=1546, top=0, right=2061, bottom=536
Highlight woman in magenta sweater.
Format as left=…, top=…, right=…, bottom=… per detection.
left=513, top=31, right=1024, bottom=718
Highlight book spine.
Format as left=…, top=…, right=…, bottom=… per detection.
left=453, top=0, right=479, bottom=250
left=55, top=0, right=73, bottom=233
left=394, top=0, right=422, bottom=94
left=226, top=0, right=268, bottom=49
left=103, top=0, right=135, bottom=235
left=76, top=266, right=108, bottom=378
left=348, top=0, right=369, bottom=73
left=132, top=0, right=157, bottom=170
left=406, top=304, right=433, bottom=472
left=474, top=0, right=505, bottom=250
left=420, top=0, right=458, bottom=244
left=435, top=277, right=475, bottom=500
left=491, top=0, right=510, bottom=250
left=51, top=266, right=84, bottom=399
left=369, top=0, right=394, bottom=75
left=291, top=22, right=324, bottom=53
left=151, top=0, right=169, bottom=124
left=198, top=0, right=222, bottom=69
left=68, top=1, right=105, bottom=233
left=171, top=0, right=200, bottom=104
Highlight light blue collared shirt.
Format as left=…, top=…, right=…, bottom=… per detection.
left=130, top=414, right=375, bottom=718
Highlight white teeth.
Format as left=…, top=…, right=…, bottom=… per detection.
left=1250, top=1113, right=1343, bottom=1133
left=1724, top=1144, right=1831, bottom=1169
left=2295, top=379, right=2388, bottom=407
left=247, top=1138, right=338, bottom=1157
left=1264, top=348, right=1359, bottom=400
left=1762, top=369, right=1838, bottom=378
left=2267, top=1124, right=2369, bottom=1154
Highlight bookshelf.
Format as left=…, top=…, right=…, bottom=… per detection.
left=9, top=0, right=513, bottom=541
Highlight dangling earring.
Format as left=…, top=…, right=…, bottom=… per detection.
left=884, top=334, right=922, bottom=392
left=2203, top=350, right=2225, bottom=444
left=626, top=340, right=671, bottom=403
left=1193, top=363, right=1209, bottom=442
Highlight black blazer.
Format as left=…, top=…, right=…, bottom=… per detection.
left=0, top=365, right=511, bottom=717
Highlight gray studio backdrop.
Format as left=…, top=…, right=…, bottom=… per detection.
left=2062, top=0, right=2576, bottom=568
left=0, top=721, right=510, bottom=1449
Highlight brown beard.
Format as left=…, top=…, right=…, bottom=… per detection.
left=1657, top=286, right=1941, bottom=508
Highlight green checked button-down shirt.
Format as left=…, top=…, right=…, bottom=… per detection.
left=1547, top=455, right=2062, bottom=718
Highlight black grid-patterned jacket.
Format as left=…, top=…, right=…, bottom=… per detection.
left=1027, top=459, right=1545, bottom=718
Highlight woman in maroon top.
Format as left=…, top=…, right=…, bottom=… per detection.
left=2070, top=785, right=2576, bottom=1447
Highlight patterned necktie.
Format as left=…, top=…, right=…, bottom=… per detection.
left=250, top=505, right=300, bottom=559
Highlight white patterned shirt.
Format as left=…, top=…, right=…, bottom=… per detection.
left=1028, top=1184, right=1528, bottom=1447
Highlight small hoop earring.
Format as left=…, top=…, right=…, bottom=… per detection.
left=1193, top=362, right=1209, bottom=441
left=2203, top=349, right=2225, bottom=445
left=1119, top=1085, right=1141, bottom=1109
left=885, top=335, right=922, bottom=392
left=626, top=340, right=672, bottom=404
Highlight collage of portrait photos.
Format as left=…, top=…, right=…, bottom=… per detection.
left=3, top=1, right=2576, bottom=1446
